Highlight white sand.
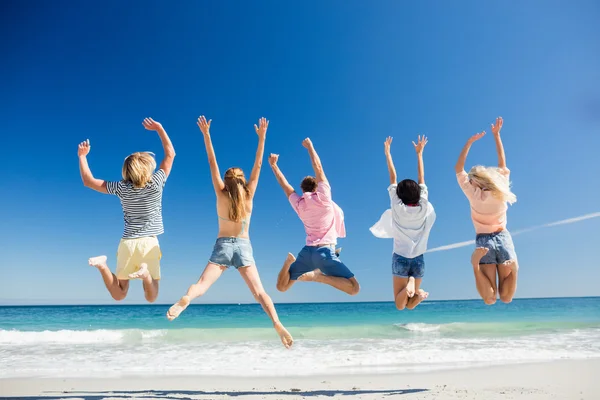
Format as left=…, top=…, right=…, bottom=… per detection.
left=0, top=359, right=598, bottom=399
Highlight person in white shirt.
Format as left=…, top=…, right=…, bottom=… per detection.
left=370, top=135, right=436, bottom=310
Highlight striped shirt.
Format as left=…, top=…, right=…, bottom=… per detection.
left=106, top=169, right=167, bottom=239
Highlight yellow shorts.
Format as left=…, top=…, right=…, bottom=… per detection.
left=116, top=236, right=162, bottom=280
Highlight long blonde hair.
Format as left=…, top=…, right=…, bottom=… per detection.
left=122, top=152, right=156, bottom=188
left=468, top=166, right=517, bottom=205
left=223, top=167, right=250, bottom=222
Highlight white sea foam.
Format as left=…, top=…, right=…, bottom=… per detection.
left=1, top=326, right=599, bottom=378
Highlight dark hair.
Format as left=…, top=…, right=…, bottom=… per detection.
left=396, top=179, right=421, bottom=205
left=301, top=176, right=317, bottom=193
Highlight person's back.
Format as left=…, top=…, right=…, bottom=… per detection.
left=290, top=179, right=342, bottom=246
left=216, top=191, right=253, bottom=239
left=389, top=181, right=436, bottom=259
left=109, top=169, right=166, bottom=239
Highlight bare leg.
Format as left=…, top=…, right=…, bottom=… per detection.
left=406, top=279, right=426, bottom=310
left=392, top=276, right=409, bottom=310
left=89, top=256, right=129, bottom=301
left=167, top=263, right=226, bottom=321
left=299, top=270, right=360, bottom=295
left=276, top=253, right=296, bottom=292
left=471, top=248, right=497, bottom=305
left=127, top=263, right=159, bottom=303
left=498, top=260, right=518, bottom=303
left=238, top=265, right=293, bottom=349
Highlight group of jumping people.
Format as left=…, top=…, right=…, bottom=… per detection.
left=78, top=115, right=518, bottom=348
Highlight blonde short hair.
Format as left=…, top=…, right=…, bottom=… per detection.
left=468, top=165, right=517, bottom=205
left=122, top=152, right=156, bottom=188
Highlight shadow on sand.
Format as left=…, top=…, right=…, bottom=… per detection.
left=1, top=388, right=429, bottom=399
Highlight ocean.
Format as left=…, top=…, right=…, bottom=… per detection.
left=1, top=297, right=599, bottom=378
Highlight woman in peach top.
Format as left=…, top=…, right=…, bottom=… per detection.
left=455, top=117, right=518, bottom=305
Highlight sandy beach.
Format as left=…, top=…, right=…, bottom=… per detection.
left=0, top=359, right=597, bottom=399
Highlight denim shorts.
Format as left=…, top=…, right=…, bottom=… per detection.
left=392, top=253, right=425, bottom=279
left=209, top=237, right=256, bottom=269
left=289, top=245, right=355, bottom=280
left=475, top=230, right=517, bottom=265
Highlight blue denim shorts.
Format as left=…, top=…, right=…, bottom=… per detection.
left=392, top=253, right=425, bottom=279
left=209, top=237, right=256, bottom=269
left=289, top=245, right=355, bottom=280
left=475, top=230, right=517, bottom=265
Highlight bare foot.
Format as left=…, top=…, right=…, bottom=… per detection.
left=417, top=288, right=429, bottom=299
left=88, top=255, right=108, bottom=270
left=406, top=277, right=416, bottom=298
left=471, top=247, right=489, bottom=267
left=167, top=295, right=191, bottom=321
left=298, top=269, right=323, bottom=282
left=274, top=322, right=294, bottom=349
left=129, top=263, right=150, bottom=280
left=284, top=253, right=295, bottom=269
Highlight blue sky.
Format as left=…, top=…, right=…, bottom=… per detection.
left=1, top=1, right=599, bottom=305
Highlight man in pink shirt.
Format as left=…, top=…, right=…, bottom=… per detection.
left=269, top=138, right=360, bottom=296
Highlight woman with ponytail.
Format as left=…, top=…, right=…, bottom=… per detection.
left=167, top=116, right=293, bottom=349
left=455, top=117, right=519, bottom=306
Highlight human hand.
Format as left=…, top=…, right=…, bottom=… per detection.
left=384, top=136, right=393, bottom=154
left=78, top=139, right=91, bottom=157
left=142, top=118, right=163, bottom=132
left=302, top=138, right=313, bottom=149
left=412, top=135, right=428, bottom=154
left=468, top=131, right=486, bottom=144
left=197, top=115, right=212, bottom=136
left=268, top=153, right=279, bottom=166
left=491, top=116, right=503, bottom=136
left=254, top=117, right=269, bottom=139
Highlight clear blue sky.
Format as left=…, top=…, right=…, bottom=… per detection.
left=1, top=1, right=599, bottom=305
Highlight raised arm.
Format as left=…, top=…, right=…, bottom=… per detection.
left=268, top=153, right=295, bottom=198
left=142, top=118, right=175, bottom=177
left=247, top=117, right=268, bottom=197
left=491, top=116, right=507, bottom=170
left=197, top=115, right=225, bottom=194
left=384, top=136, right=397, bottom=185
left=302, top=138, right=326, bottom=182
left=78, top=139, right=108, bottom=194
left=412, top=135, right=428, bottom=184
left=455, top=131, right=485, bottom=174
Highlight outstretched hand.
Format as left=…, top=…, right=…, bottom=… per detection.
left=384, top=136, right=393, bottom=154
left=268, top=153, right=279, bottom=166
left=254, top=117, right=269, bottom=138
left=302, top=138, right=313, bottom=149
left=142, top=118, right=163, bottom=132
left=468, top=131, right=486, bottom=144
left=78, top=139, right=91, bottom=157
left=491, top=116, right=503, bottom=136
left=412, top=135, right=428, bottom=154
left=197, top=115, right=212, bottom=136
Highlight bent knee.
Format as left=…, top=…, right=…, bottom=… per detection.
left=145, top=294, right=158, bottom=303
left=112, top=292, right=127, bottom=301
left=276, top=283, right=289, bottom=293
left=483, top=296, right=497, bottom=305
left=395, top=303, right=406, bottom=311
left=500, top=295, right=513, bottom=304
left=349, top=283, right=360, bottom=296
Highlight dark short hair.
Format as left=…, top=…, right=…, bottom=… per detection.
left=301, top=176, right=318, bottom=193
left=396, top=179, right=421, bottom=205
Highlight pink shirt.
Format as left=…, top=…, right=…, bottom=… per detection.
left=288, top=180, right=346, bottom=246
left=456, top=169, right=510, bottom=234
